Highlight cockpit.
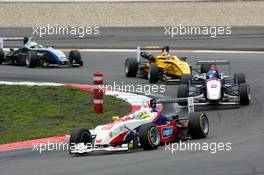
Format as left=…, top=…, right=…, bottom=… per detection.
left=25, top=42, right=44, bottom=49
left=126, top=109, right=152, bottom=120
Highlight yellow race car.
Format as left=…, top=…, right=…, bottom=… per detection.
left=125, top=46, right=192, bottom=83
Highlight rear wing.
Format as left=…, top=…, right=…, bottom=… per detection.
left=136, top=46, right=168, bottom=63
left=196, top=60, right=230, bottom=65
left=0, top=37, right=32, bottom=49
left=136, top=46, right=189, bottom=63
left=150, top=97, right=195, bottom=114
left=196, top=59, right=231, bottom=75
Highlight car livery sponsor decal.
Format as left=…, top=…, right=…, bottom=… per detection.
left=162, top=127, right=174, bottom=138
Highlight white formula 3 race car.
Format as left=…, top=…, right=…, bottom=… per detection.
left=68, top=98, right=209, bottom=155
left=177, top=60, right=251, bottom=106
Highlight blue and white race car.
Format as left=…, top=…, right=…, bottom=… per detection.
left=0, top=37, right=83, bottom=68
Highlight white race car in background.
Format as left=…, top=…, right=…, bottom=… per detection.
left=177, top=60, right=251, bottom=106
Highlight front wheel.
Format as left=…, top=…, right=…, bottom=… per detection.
left=148, top=63, right=159, bottom=83
left=180, top=74, right=192, bottom=86
left=26, top=51, right=39, bottom=68
left=139, top=123, right=160, bottom=150
left=188, top=112, right=209, bottom=139
left=69, top=50, right=83, bottom=66
left=239, top=83, right=251, bottom=105
left=69, top=128, right=92, bottom=155
left=0, top=48, right=4, bottom=64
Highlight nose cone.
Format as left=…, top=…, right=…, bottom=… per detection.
left=94, top=130, right=112, bottom=145
left=206, top=80, right=221, bottom=100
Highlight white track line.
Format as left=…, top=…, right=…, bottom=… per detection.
left=79, top=49, right=136, bottom=52
left=3, top=48, right=264, bottom=54
left=192, top=50, right=264, bottom=54
left=0, top=81, right=63, bottom=86
left=0, top=0, right=212, bottom=2
left=79, top=49, right=264, bottom=54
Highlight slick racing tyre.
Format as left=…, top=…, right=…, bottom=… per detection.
left=139, top=123, right=160, bottom=150
left=239, top=83, right=251, bottom=105
left=125, top=58, right=138, bottom=77
left=189, top=65, right=193, bottom=74
left=148, top=63, right=159, bottom=83
left=69, top=128, right=92, bottom=155
left=69, top=50, right=82, bottom=66
left=188, top=112, right=209, bottom=139
left=26, top=51, right=39, bottom=68
left=128, top=137, right=139, bottom=150
left=180, top=74, right=192, bottom=86
left=0, top=48, right=4, bottom=64
left=201, top=64, right=210, bottom=73
left=177, top=84, right=189, bottom=106
left=234, top=73, right=246, bottom=85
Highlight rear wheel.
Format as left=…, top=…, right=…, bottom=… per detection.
left=26, top=51, right=39, bottom=68
left=148, top=63, right=159, bottom=83
left=0, top=48, right=4, bottom=64
left=125, top=58, right=138, bottom=77
left=188, top=112, right=209, bottom=139
left=234, top=73, right=246, bottom=85
left=239, top=83, right=251, bottom=105
left=177, top=84, right=189, bottom=106
left=69, top=50, right=82, bottom=66
left=139, top=123, right=160, bottom=150
left=180, top=74, right=192, bottom=86
left=69, top=128, right=92, bottom=155
left=201, top=64, right=210, bottom=73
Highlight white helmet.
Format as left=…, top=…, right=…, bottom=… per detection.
left=27, top=42, right=38, bottom=48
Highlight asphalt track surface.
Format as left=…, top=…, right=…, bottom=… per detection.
left=1, top=26, right=264, bottom=50
left=1, top=51, right=264, bottom=175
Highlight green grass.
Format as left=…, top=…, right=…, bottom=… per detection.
left=0, top=85, right=130, bottom=144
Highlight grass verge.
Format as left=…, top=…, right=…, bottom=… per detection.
left=0, top=85, right=131, bottom=144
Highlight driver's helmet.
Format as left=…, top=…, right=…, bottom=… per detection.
left=27, top=42, right=38, bottom=48
left=207, top=69, right=218, bottom=79
left=133, top=111, right=149, bottom=119
left=160, top=46, right=171, bottom=58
